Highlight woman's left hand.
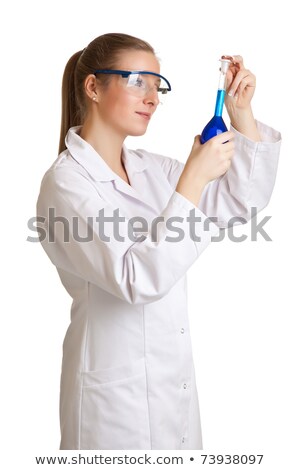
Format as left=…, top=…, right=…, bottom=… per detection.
left=222, top=55, right=260, bottom=141
left=223, top=55, right=256, bottom=111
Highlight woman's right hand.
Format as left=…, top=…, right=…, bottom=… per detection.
left=175, top=131, right=235, bottom=207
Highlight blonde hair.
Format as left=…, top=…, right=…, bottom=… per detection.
left=58, top=33, right=155, bottom=154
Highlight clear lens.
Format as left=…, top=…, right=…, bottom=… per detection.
left=124, top=73, right=169, bottom=98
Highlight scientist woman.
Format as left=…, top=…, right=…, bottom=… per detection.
left=37, top=33, right=281, bottom=450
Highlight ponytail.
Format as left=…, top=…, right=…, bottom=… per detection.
left=58, top=50, right=84, bottom=155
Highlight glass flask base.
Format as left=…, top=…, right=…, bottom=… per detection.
left=200, top=115, right=228, bottom=144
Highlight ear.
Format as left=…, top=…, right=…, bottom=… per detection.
left=84, top=74, right=100, bottom=102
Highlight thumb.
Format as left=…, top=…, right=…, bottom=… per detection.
left=193, top=135, right=202, bottom=148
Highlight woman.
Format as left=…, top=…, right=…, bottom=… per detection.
left=37, top=33, right=281, bottom=450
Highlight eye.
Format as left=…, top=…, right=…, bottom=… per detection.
left=135, top=76, right=145, bottom=88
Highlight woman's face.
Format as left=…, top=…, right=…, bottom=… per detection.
left=95, top=50, right=161, bottom=138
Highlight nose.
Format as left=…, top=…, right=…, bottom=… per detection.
left=143, top=88, right=160, bottom=107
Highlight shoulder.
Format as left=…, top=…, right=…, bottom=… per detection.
left=38, top=150, right=98, bottom=209
left=40, top=150, right=92, bottom=187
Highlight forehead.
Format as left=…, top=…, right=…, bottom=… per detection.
left=116, top=50, right=160, bottom=73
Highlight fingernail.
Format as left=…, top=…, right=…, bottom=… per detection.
left=228, top=89, right=234, bottom=97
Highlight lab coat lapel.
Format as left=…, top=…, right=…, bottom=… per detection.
left=113, top=172, right=157, bottom=213
left=113, top=147, right=158, bottom=212
left=65, top=127, right=159, bottom=213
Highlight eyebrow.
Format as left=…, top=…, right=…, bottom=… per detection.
left=121, top=68, right=161, bottom=81
left=141, top=73, right=161, bottom=84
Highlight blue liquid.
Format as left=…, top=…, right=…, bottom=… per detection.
left=200, top=89, right=228, bottom=144
left=214, top=89, right=226, bottom=117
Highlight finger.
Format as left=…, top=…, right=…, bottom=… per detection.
left=224, top=55, right=245, bottom=78
left=231, top=72, right=256, bottom=99
left=210, top=131, right=235, bottom=144
left=193, top=135, right=202, bottom=147
left=221, top=54, right=244, bottom=68
left=227, top=70, right=252, bottom=97
left=236, top=75, right=256, bottom=96
left=231, top=55, right=244, bottom=67
left=226, top=68, right=244, bottom=92
left=223, top=139, right=235, bottom=150
left=221, top=55, right=234, bottom=62
left=229, top=69, right=250, bottom=90
left=221, top=138, right=234, bottom=152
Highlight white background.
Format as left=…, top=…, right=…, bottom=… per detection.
left=1, top=0, right=299, bottom=468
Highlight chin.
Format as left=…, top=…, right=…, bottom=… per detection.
left=128, top=127, right=148, bottom=137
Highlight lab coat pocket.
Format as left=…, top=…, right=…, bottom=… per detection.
left=80, top=357, right=151, bottom=450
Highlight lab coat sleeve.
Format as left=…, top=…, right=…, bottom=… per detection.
left=142, top=120, right=281, bottom=227
left=37, top=168, right=219, bottom=305
left=199, top=121, right=281, bottom=227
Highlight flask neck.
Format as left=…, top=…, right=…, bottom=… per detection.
left=214, top=70, right=227, bottom=117
left=214, top=89, right=225, bottom=117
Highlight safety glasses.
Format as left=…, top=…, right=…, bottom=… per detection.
left=93, top=69, right=172, bottom=98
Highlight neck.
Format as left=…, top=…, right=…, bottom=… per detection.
left=80, top=116, right=125, bottom=173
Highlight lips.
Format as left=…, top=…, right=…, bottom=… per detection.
left=135, top=112, right=151, bottom=120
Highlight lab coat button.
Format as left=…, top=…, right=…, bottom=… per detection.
left=183, top=383, right=187, bottom=389
left=182, top=437, right=185, bottom=443
left=181, top=328, right=185, bottom=334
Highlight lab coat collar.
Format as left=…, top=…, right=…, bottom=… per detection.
left=65, top=126, right=148, bottom=182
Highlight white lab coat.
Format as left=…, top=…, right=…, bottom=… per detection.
left=37, top=122, right=281, bottom=450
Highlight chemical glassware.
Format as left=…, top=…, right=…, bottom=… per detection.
left=200, top=58, right=232, bottom=144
